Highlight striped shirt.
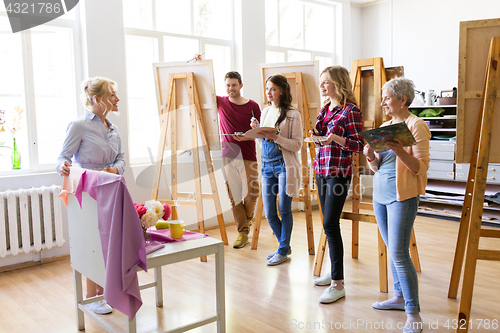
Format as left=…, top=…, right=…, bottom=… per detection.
left=313, top=102, right=363, bottom=177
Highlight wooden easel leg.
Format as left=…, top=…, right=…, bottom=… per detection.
left=295, top=72, right=316, bottom=255
left=456, top=37, right=500, bottom=333
left=189, top=73, right=228, bottom=245
left=151, top=76, right=174, bottom=202
left=410, top=229, right=421, bottom=272
left=304, top=187, right=315, bottom=255
left=373, top=58, right=384, bottom=127
left=378, top=230, right=388, bottom=293
left=313, top=228, right=327, bottom=276
left=457, top=178, right=487, bottom=333
left=170, top=105, right=179, bottom=220
left=187, top=74, right=207, bottom=262
left=352, top=153, right=360, bottom=259
left=448, top=195, right=472, bottom=298
left=313, top=202, right=325, bottom=276
left=203, top=151, right=229, bottom=245
left=448, top=37, right=489, bottom=298
left=301, top=143, right=315, bottom=255
left=251, top=191, right=264, bottom=250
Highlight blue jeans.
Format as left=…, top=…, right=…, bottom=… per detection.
left=261, top=159, right=293, bottom=256
left=373, top=197, right=420, bottom=314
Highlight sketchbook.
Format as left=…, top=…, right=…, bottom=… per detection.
left=361, top=122, right=416, bottom=152
left=221, top=127, right=277, bottom=139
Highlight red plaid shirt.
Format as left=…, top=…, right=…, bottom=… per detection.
left=313, top=102, right=363, bottom=177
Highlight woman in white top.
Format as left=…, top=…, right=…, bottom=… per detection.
left=251, top=74, right=302, bottom=266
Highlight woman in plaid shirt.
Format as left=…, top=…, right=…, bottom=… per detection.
left=311, top=66, right=364, bottom=304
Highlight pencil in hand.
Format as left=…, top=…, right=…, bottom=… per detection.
left=187, top=52, right=205, bottom=63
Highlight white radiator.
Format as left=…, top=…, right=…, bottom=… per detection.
left=0, top=185, right=65, bottom=259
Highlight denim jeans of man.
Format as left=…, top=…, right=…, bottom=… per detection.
left=261, top=159, right=293, bottom=256
left=222, top=157, right=260, bottom=234
left=373, top=197, right=420, bottom=314
left=316, top=174, right=351, bottom=280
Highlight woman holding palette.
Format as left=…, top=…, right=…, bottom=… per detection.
left=310, top=66, right=363, bottom=304
left=363, top=77, right=430, bottom=333
left=250, top=74, right=302, bottom=266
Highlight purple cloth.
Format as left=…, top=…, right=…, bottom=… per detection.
left=147, top=229, right=209, bottom=243
left=75, top=170, right=147, bottom=320
left=145, top=241, right=165, bottom=254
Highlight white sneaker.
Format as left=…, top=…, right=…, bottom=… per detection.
left=314, top=274, right=332, bottom=286
left=266, top=248, right=292, bottom=259
left=267, top=253, right=289, bottom=266
left=87, top=300, right=113, bottom=315
left=318, top=285, right=345, bottom=304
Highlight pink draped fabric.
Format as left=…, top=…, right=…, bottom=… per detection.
left=74, top=169, right=147, bottom=319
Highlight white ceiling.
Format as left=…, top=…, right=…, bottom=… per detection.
left=350, top=0, right=381, bottom=6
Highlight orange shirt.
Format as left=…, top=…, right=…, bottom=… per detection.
left=386, top=114, right=431, bottom=201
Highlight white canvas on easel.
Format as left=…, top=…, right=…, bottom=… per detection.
left=151, top=60, right=228, bottom=249
left=153, top=60, right=220, bottom=152
left=259, top=61, right=321, bottom=124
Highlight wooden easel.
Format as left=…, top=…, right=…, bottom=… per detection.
left=447, top=37, right=500, bottom=333
left=251, top=72, right=317, bottom=254
left=313, top=58, right=421, bottom=293
left=151, top=72, right=229, bottom=262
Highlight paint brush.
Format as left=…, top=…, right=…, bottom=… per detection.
left=187, top=52, right=205, bottom=63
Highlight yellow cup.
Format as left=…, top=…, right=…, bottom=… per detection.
left=169, top=220, right=187, bottom=239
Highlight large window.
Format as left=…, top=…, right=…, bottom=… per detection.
left=123, top=0, right=234, bottom=165
left=0, top=5, right=82, bottom=174
left=265, top=0, right=336, bottom=69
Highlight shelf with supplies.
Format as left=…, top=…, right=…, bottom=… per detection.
left=409, top=104, right=458, bottom=182
left=418, top=179, right=500, bottom=226
left=408, top=104, right=500, bottom=225
left=410, top=105, right=457, bottom=137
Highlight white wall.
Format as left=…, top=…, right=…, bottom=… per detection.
left=350, top=4, right=363, bottom=61
left=357, top=0, right=500, bottom=93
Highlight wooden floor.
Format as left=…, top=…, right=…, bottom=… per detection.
left=0, top=205, right=499, bottom=333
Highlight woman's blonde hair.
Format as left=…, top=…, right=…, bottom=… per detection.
left=320, top=66, right=357, bottom=107
left=80, top=77, right=118, bottom=111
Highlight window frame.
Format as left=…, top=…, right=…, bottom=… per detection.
left=123, top=0, right=235, bottom=166
left=0, top=10, right=84, bottom=176
left=265, top=0, right=337, bottom=64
